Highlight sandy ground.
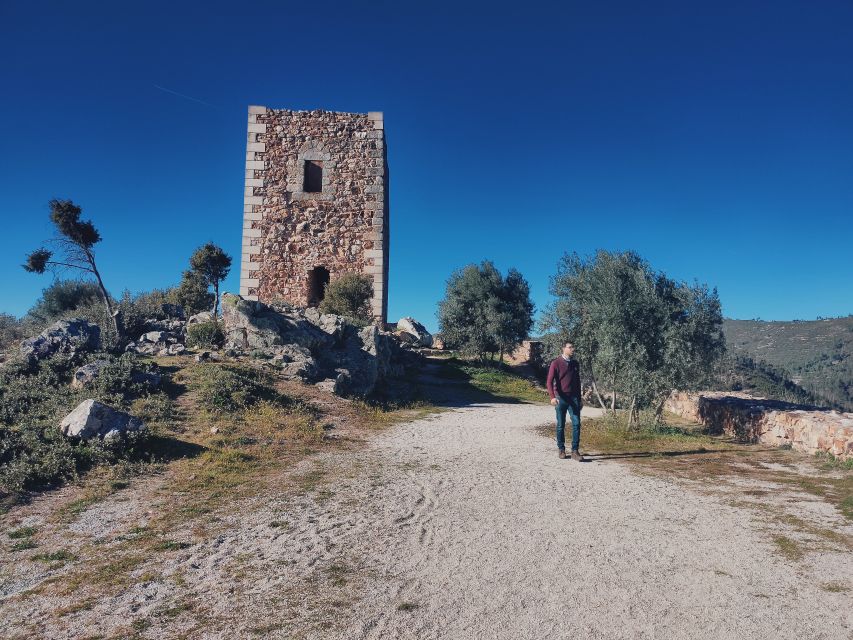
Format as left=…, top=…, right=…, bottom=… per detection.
left=320, top=402, right=852, bottom=640
left=2, top=401, right=851, bottom=639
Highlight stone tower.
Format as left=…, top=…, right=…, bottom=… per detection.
left=239, top=107, right=389, bottom=323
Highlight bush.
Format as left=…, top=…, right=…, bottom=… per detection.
left=319, top=273, right=374, bottom=322
left=25, top=280, right=104, bottom=326
left=192, top=364, right=269, bottom=413
left=0, top=313, right=26, bottom=352
left=187, top=321, right=225, bottom=349
left=0, top=351, right=158, bottom=496
left=172, top=270, right=215, bottom=316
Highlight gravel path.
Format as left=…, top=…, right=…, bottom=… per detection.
left=322, top=402, right=851, bottom=640
left=3, top=401, right=850, bottom=639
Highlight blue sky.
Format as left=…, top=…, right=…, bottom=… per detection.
left=1, top=0, right=851, bottom=332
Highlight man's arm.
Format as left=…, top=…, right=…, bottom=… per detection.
left=546, top=360, right=557, bottom=400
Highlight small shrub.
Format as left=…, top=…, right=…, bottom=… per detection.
left=192, top=364, right=268, bottom=413
left=187, top=321, right=224, bottom=349
left=319, top=273, right=374, bottom=322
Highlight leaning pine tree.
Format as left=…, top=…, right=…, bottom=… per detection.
left=23, top=199, right=120, bottom=337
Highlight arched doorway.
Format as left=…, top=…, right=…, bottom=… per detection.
left=307, top=266, right=330, bottom=307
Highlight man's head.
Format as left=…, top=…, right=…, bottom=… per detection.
left=562, top=342, right=575, bottom=358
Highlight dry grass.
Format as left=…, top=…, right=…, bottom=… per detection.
left=536, top=409, right=853, bottom=565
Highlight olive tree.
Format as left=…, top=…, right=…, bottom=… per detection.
left=540, top=250, right=725, bottom=428
left=438, top=261, right=534, bottom=361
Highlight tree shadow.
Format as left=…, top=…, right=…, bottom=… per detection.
left=410, top=357, right=536, bottom=408
left=144, top=435, right=206, bottom=462
left=587, top=448, right=729, bottom=461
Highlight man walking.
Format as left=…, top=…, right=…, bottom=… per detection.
left=546, top=342, right=585, bottom=461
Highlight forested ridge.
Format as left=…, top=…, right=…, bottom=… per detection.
left=721, top=316, right=853, bottom=412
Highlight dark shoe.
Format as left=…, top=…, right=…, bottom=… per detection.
left=558, top=450, right=567, bottom=459
left=571, top=450, right=585, bottom=462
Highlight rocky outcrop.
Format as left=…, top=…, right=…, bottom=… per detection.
left=59, top=399, right=145, bottom=441
left=666, top=391, right=853, bottom=460
left=396, top=317, right=433, bottom=347
left=219, top=293, right=406, bottom=396
left=71, top=360, right=111, bottom=389
left=125, top=318, right=186, bottom=356
left=20, top=319, right=101, bottom=363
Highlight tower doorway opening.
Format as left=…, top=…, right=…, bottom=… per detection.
left=307, top=266, right=330, bottom=307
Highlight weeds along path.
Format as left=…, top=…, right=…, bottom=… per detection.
left=321, top=402, right=851, bottom=640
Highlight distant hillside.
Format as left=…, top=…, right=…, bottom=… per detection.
left=722, top=316, right=853, bottom=412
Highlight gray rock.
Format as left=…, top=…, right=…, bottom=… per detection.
left=269, top=345, right=319, bottom=380
left=141, top=331, right=167, bottom=343
left=187, top=311, right=214, bottom=325
left=220, top=293, right=333, bottom=352
left=397, top=317, right=433, bottom=347
left=216, top=293, right=407, bottom=397
left=167, top=344, right=186, bottom=355
left=20, top=319, right=100, bottom=362
left=71, top=360, right=111, bottom=389
left=59, top=399, right=145, bottom=441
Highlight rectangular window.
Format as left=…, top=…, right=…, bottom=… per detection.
left=303, top=160, right=323, bottom=193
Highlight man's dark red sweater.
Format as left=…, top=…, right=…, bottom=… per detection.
left=547, top=357, right=581, bottom=400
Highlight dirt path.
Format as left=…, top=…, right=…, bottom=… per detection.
left=314, top=402, right=851, bottom=640
left=2, top=401, right=851, bottom=639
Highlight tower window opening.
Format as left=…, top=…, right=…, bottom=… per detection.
left=303, top=160, right=323, bottom=193
left=307, top=266, right=330, bottom=306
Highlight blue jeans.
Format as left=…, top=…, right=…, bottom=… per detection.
left=555, top=396, right=581, bottom=452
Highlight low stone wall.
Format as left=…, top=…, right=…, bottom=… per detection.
left=666, top=391, right=853, bottom=460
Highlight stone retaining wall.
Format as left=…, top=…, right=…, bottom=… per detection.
left=666, top=391, right=853, bottom=460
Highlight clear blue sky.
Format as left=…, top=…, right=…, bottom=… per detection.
left=2, top=1, right=851, bottom=332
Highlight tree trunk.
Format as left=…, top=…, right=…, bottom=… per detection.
left=212, top=281, right=219, bottom=322
left=654, top=391, right=670, bottom=424
left=588, top=361, right=609, bottom=412
left=611, top=365, right=618, bottom=414
left=627, top=395, right=638, bottom=430
left=87, top=253, right=120, bottom=338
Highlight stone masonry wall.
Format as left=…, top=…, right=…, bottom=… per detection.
left=240, top=107, right=389, bottom=323
left=666, top=391, right=853, bottom=460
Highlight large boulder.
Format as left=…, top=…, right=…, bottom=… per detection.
left=21, top=319, right=100, bottom=363
left=59, top=399, right=145, bottom=441
left=397, top=317, right=433, bottom=347
left=220, top=293, right=333, bottom=352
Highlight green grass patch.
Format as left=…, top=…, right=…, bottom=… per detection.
left=10, top=539, right=38, bottom=551
left=33, top=549, right=76, bottom=562
left=772, top=535, right=805, bottom=561
left=7, top=525, right=37, bottom=539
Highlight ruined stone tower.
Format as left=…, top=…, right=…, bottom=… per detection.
left=239, top=107, right=389, bottom=323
